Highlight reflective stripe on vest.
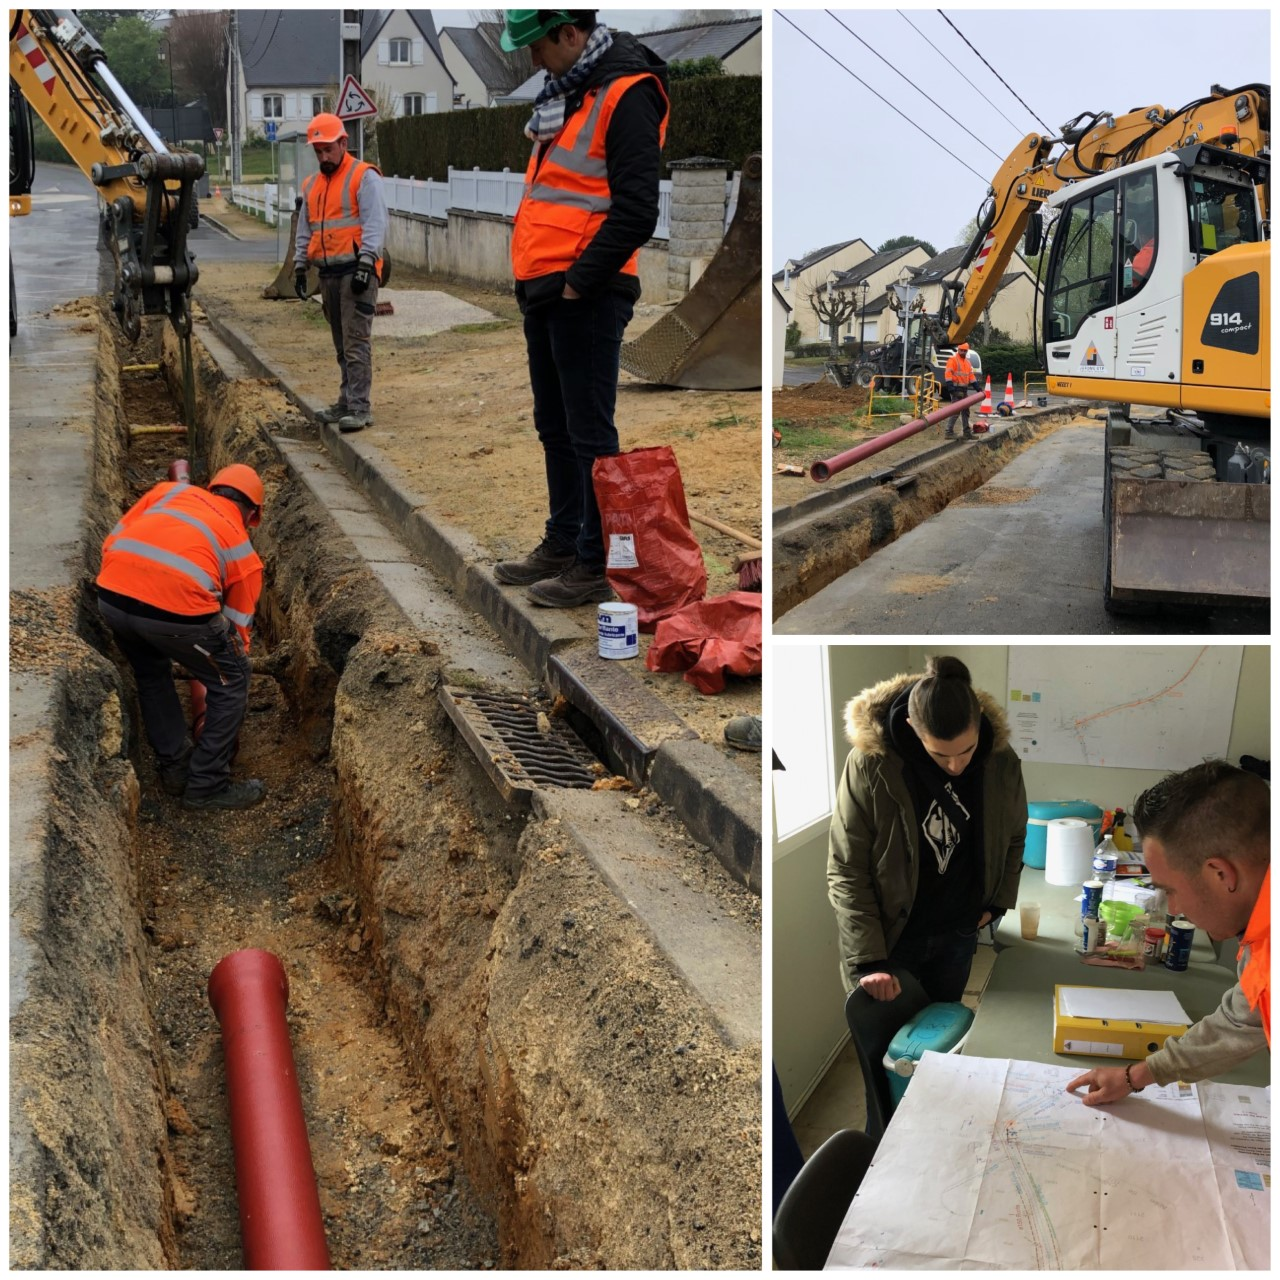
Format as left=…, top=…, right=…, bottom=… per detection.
left=304, top=154, right=382, bottom=272
left=222, top=603, right=255, bottom=629
left=110, top=537, right=221, bottom=596
left=1239, top=866, right=1271, bottom=1044
left=511, top=71, right=669, bottom=282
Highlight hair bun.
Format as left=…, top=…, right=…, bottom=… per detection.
left=925, top=655, right=971, bottom=683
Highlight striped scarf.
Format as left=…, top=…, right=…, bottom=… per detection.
left=524, top=24, right=614, bottom=143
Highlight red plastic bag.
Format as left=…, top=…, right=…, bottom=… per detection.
left=593, top=446, right=706, bottom=631
left=645, top=592, right=762, bottom=695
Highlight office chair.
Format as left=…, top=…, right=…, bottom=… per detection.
left=843, top=971, right=931, bottom=1142
left=772, top=1127, right=879, bottom=1270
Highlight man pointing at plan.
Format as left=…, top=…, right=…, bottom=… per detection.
left=1066, top=761, right=1270, bottom=1104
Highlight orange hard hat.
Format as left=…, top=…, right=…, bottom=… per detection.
left=210, top=463, right=265, bottom=525
left=957, top=342, right=969, bottom=352
left=306, top=112, right=348, bottom=145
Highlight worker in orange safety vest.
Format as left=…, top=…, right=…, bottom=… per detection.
left=97, top=464, right=268, bottom=811
left=493, top=10, right=670, bottom=609
left=295, top=112, right=387, bottom=434
left=942, top=343, right=977, bottom=438
left=1067, top=760, right=1270, bottom=1105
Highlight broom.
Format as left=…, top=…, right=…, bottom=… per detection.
left=688, top=510, right=762, bottom=592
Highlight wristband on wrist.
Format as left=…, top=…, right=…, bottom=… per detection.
left=1124, top=1063, right=1146, bottom=1093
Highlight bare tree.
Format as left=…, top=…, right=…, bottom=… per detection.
left=804, top=282, right=858, bottom=357
left=168, top=10, right=229, bottom=129
left=469, top=10, right=532, bottom=86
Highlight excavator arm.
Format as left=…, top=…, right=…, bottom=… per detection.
left=936, top=86, right=1269, bottom=347
left=9, top=8, right=203, bottom=339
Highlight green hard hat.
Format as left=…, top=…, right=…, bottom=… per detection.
left=500, top=10, right=575, bottom=51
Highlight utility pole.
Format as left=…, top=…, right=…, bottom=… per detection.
left=229, top=9, right=241, bottom=182
left=341, top=10, right=363, bottom=159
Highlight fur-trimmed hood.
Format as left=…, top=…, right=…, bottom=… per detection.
left=843, top=672, right=1011, bottom=756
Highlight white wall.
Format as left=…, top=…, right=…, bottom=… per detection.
left=771, top=643, right=1270, bottom=1115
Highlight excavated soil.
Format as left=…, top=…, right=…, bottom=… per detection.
left=190, top=198, right=761, bottom=750
left=10, top=308, right=761, bottom=1268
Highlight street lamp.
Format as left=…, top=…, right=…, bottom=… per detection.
left=158, top=34, right=176, bottom=144
left=858, top=279, right=870, bottom=354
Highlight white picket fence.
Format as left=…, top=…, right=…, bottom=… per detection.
left=231, top=169, right=737, bottom=241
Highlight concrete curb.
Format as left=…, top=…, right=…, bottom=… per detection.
left=197, top=210, right=241, bottom=241
left=196, top=307, right=761, bottom=891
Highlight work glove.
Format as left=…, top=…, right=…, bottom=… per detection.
left=351, top=251, right=376, bottom=295
left=294, top=269, right=308, bottom=301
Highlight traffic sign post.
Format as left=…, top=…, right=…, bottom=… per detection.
left=337, top=75, right=378, bottom=121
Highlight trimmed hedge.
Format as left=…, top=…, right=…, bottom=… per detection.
left=378, top=74, right=762, bottom=183
left=972, top=343, right=1043, bottom=386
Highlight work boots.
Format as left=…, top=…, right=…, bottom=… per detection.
left=527, top=560, right=613, bottom=608
left=494, top=538, right=577, bottom=586
left=182, top=779, right=267, bottom=811
left=338, top=411, right=373, bottom=433
left=315, top=401, right=348, bottom=425
left=159, top=748, right=194, bottom=797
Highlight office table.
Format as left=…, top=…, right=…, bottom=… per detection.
left=965, top=869, right=1269, bottom=1087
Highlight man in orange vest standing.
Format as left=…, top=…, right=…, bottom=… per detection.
left=942, top=342, right=977, bottom=438
left=295, top=112, right=387, bottom=434
left=97, top=465, right=268, bottom=811
left=1067, top=760, right=1270, bottom=1105
left=494, top=10, right=669, bottom=607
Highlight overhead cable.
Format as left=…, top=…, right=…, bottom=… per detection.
left=778, top=11, right=988, bottom=184
left=937, top=10, right=1051, bottom=134
left=825, top=10, right=1004, bottom=162
left=243, top=10, right=283, bottom=71
left=897, top=10, right=1025, bottom=136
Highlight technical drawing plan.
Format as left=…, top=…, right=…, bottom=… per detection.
left=825, top=1053, right=1269, bottom=1270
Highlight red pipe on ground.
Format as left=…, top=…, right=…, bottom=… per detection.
left=189, top=679, right=208, bottom=740
left=168, top=459, right=190, bottom=483
left=810, top=391, right=984, bottom=482
left=208, top=950, right=331, bottom=1270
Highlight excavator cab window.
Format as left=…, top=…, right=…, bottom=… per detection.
left=1118, top=169, right=1157, bottom=303
left=1045, top=184, right=1117, bottom=341
left=1186, top=175, right=1260, bottom=259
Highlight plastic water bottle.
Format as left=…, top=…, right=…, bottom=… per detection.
left=1092, top=833, right=1119, bottom=882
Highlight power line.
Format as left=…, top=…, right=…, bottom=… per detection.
left=937, top=10, right=1051, bottom=134
left=824, top=10, right=1004, bottom=162
left=777, top=11, right=989, bottom=185
left=243, top=10, right=283, bottom=72
left=897, top=9, right=1025, bottom=137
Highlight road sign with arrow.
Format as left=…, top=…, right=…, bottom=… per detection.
left=337, top=74, right=378, bottom=120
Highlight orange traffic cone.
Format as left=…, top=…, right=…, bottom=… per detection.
left=972, top=375, right=993, bottom=433
left=1004, top=372, right=1016, bottom=407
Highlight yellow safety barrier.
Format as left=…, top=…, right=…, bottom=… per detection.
left=866, top=372, right=927, bottom=424
left=1022, top=370, right=1048, bottom=404
left=10, top=194, right=31, bottom=217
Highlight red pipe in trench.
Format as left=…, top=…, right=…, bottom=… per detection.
left=810, top=391, right=984, bottom=482
left=207, top=949, right=331, bottom=1270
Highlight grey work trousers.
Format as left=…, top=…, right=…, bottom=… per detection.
left=320, top=271, right=378, bottom=414
left=99, top=599, right=250, bottom=798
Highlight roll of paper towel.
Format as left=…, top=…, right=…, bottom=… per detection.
left=1044, top=818, right=1095, bottom=886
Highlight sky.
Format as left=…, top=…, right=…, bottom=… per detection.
left=773, top=7, right=1270, bottom=270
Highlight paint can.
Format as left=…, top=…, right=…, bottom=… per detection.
left=597, top=601, right=638, bottom=660
left=1165, top=919, right=1194, bottom=972
left=1081, top=880, right=1104, bottom=922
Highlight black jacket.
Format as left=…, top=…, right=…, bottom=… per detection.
left=517, top=32, right=668, bottom=308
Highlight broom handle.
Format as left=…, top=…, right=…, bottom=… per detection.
left=688, top=509, right=762, bottom=550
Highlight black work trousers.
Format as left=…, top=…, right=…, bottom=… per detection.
left=522, top=290, right=634, bottom=569
left=99, top=599, right=250, bottom=798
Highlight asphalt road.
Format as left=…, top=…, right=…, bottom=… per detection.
left=782, top=364, right=825, bottom=386
left=776, top=425, right=1269, bottom=636
left=11, top=163, right=278, bottom=331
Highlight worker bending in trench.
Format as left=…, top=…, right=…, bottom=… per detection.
left=96, top=464, right=268, bottom=811
left=494, top=9, right=669, bottom=607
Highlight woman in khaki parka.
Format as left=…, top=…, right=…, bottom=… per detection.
left=828, top=656, right=1027, bottom=1004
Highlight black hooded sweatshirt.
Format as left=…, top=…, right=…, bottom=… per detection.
left=516, top=30, right=669, bottom=308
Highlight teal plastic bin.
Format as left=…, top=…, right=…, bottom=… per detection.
left=1024, top=800, right=1103, bottom=868
left=883, top=1002, right=975, bottom=1108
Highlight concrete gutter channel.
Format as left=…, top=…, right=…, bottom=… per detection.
left=772, top=399, right=1090, bottom=616
left=11, top=305, right=761, bottom=1262
left=199, top=305, right=761, bottom=894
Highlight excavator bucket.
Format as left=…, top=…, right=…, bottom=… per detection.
left=620, top=153, right=761, bottom=391
left=263, top=205, right=313, bottom=299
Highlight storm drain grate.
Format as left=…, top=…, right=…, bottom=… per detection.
left=438, top=685, right=600, bottom=804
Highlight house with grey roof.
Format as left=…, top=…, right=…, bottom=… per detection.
left=439, top=22, right=525, bottom=108
left=906, top=244, right=1038, bottom=344
left=497, top=13, right=762, bottom=104
left=360, top=10, right=454, bottom=116
left=228, top=8, right=453, bottom=154
left=827, top=241, right=931, bottom=347
left=772, top=238, right=873, bottom=346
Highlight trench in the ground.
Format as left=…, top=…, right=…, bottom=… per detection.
left=772, top=416, right=1075, bottom=617
left=108, top=333, right=509, bottom=1268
